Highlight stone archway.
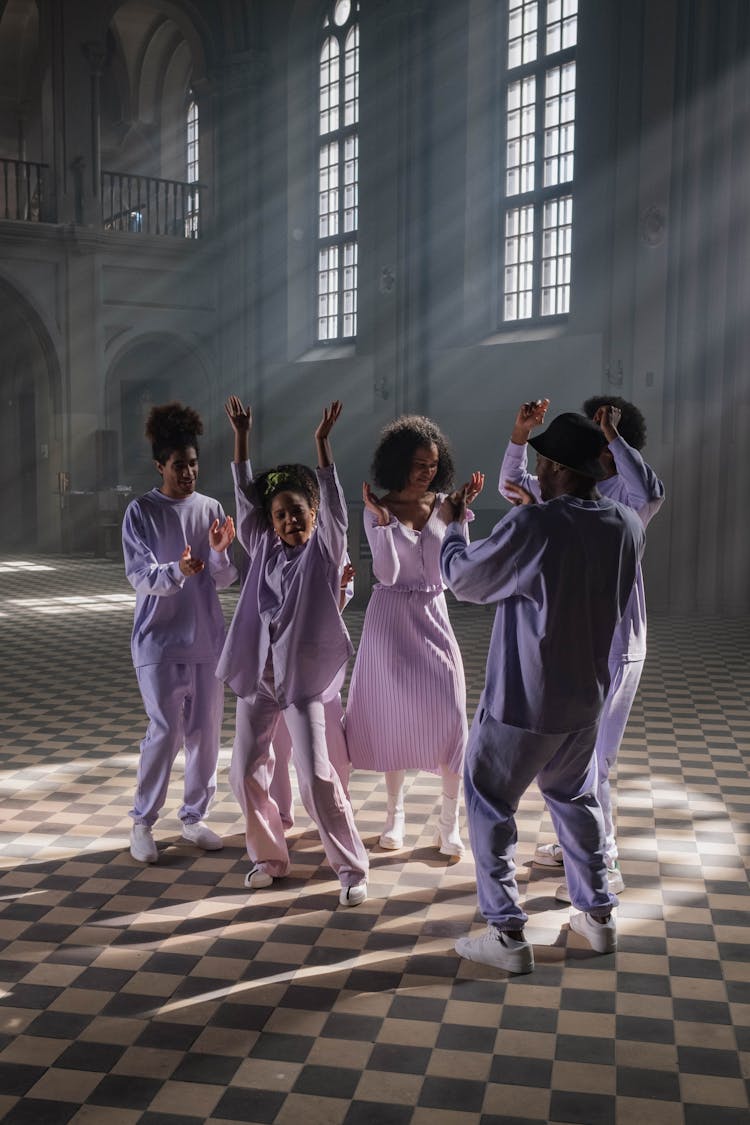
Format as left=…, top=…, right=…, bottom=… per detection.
left=0, top=277, right=63, bottom=552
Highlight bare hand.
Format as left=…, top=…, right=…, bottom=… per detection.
left=341, top=562, right=356, bottom=586
left=363, top=482, right=391, bottom=527
left=209, top=516, right=235, bottom=552
left=225, top=395, right=252, bottom=433
left=504, top=481, right=536, bottom=507
left=179, top=544, right=205, bottom=577
left=593, top=404, right=621, bottom=443
left=511, top=398, right=550, bottom=444
left=315, top=401, right=343, bottom=442
left=464, top=471, right=485, bottom=505
left=438, top=484, right=468, bottom=525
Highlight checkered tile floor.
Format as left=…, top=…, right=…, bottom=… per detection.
left=0, top=555, right=748, bottom=1125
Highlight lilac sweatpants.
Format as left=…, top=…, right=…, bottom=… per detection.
left=230, top=680, right=368, bottom=888
left=131, top=662, right=223, bottom=826
left=465, top=704, right=616, bottom=929
left=595, top=656, right=644, bottom=867
left=270, top=695, right=351, bottom=829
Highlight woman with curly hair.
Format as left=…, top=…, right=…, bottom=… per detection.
left=217, top=397, right=369, bottom=906
left=122, top=402, right=237, bottom=864
left=345, top=416, right=484, bottom=855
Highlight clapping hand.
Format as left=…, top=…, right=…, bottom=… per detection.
left=179, top=544, right=205, bottom=577
left=504, top=481, right=536, bottom=507
left=363, top=482, right=391, bottom=527
left=464, top=471, right=485, bottom=505
left=209, top=516, right=236, bottom=551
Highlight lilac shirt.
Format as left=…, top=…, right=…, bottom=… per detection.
left=366, top=495, right=471, bottom=590
left=122, top=489, right=238, bottom=668
left=216, top=461, right=353, bottom=708
left=441, top=497, right=645, bottom=734
left=500, top=437, right=664, bottom=660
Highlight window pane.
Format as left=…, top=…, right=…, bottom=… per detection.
left=540, top=194, right=572, bottom=315
left=507, top=0, right=539, bottom=69
left=320, top=37, right=340, bottom=135
left=503, top=204, right=534, bottom=321
left=544, top=63, right=575, bottom=186
left=505, top=76, right=536, bottom=196
left=546, top=0, right=577, bottom=54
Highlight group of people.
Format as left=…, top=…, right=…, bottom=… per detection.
left=122, top=390, right=663, bottom=972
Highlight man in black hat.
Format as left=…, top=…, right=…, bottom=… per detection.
left=439, top=413, right=645, bottom=974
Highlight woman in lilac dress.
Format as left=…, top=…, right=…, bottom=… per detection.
left=345, top=416, right=483, bottom=854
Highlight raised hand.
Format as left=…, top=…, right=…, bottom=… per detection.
left=315, top=401, right=343, bottom=468
left=224, top=395, right=252, bottom=433
left=209, top=515, right=236, bottom=552
left=511, top=398, right=550, bottom=444
left=593, top=404, right=621, bottom=443
left=504, top=481, right=536, bottom=507
left=363, top=482, right=391, bottom=527
left=315, top=401, right=343, bottom=442
left=464, top=471, right=485, bottom=505
left=341, top=561, right=356, bottom=587
left=179, top=544, right=205, bottom=577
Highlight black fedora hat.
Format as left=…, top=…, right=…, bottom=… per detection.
left=528, top=412, right=608, bottom=479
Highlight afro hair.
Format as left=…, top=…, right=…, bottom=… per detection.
left=145, top=402, right=204, bottom=463
left=371, top=415, right=455, bottom=492
left=582, top=395, right=647, bottom=451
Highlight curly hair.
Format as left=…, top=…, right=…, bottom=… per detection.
left=145, top=402, right=203, bottom=463
left=253, top=463, right=320, bottom=526
left=582, top=396, right=647, bottom=451
left=371, top=415, right=455, bottom=492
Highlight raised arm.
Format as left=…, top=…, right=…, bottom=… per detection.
left=499, top=399, right=548, bottom=503
left=315, top=400, right=342, bottom=468
left=224, top=395, right=266, bottom=556
left=594, top=405, right=665, bottom=525
left=225, top=395, right=252, bottom=463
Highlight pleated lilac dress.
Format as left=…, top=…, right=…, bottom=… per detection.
left=345, top=498, right=468, bottom=774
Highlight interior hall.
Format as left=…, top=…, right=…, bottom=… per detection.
left=0, top=2, right=749, bottom=1124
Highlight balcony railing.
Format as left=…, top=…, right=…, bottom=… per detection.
left=101, top=171, right=201, bottom=238
left=0, top=158, right=46, bottom=221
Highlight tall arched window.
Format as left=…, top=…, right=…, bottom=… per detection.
left=185, top=92, right=199, bottom=238
left=500, top=0, right=577, bottom=321
left=317, top=0, right=359, bottom=342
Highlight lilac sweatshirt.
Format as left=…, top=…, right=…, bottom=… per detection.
left=499, top=437, right=664, bottom=660
left=441, top=497, right=645, bottom=734
left=122, top=489, right=238, bottom=668
left=216, top=461, right=353, bottom=708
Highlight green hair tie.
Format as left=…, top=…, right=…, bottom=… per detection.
left=264, top=469, right=297, bottom=496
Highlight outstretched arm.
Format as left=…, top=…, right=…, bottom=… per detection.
left=225, top=395, right=252, bottom=463
left=315, top=400, right=342, bottom=468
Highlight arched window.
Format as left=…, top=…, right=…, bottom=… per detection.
left=317, top=0, right=359, bottom=342
left=500, top=0, right=577, bottom=321
left=185, top=92, right=199, bottom=238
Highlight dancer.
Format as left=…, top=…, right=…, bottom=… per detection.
left=122, top=402, right=237, bottom=863
left=442, top=412, right=644, bottom=973
left=269, top=561, right=355, bottom=829
left=500, top=396, right=664, bottom=898
left=345, top=415, right=484, bottom=854
left=217, top=396, right=369, bottom=906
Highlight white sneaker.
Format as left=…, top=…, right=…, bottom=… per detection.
left=130, top=823, right=158, bottom=864
left=606, top=862, right=625, bottom=894
left=534, top=842, right=564, bottom=866
left=339, top=882, right=368, bottom=907
left=455, top=925, right=534, bottom=975
left=245, top=866, right=273, bottom=890
left=181, top=820, right=224, bottom=850
left=379, top=810, right=405, bottom=850
left=570, top=910, right=617, bottom=953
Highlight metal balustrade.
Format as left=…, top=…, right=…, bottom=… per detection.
left=101, top=171, right=201, bottom=237
left=0, top=158, right=46, bottom=221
